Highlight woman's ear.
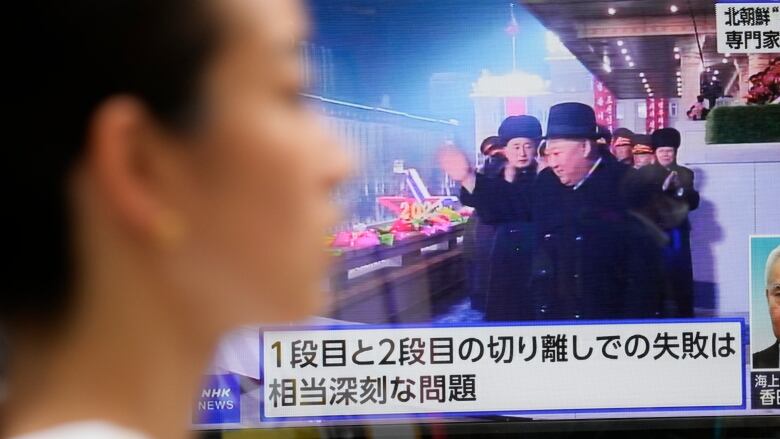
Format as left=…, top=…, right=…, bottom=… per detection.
left=83, top=96, right=185, bottom=243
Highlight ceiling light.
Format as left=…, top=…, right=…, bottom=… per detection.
left=617, top=40, right=624, bottom=46
left=706, top=67, right=711, bottom=72
left=608, top=7, right=617, bottom=15
left=714, top=70, right=720, bottom=75
left=642, top=78, right=647, bottom=83
left=676, top=71, right=681, bottom=76
left=625, top=55, right=632, bottom=61
left=629, top=61, right=635, bottom=67
left=725, top=53, right=731, bottom=58
left=639, top=72, right=645, bottom=78
left=712, top=76, right=718, bottom=81
left=722, top=58, right=729, bottom=63
left=674, top=47, right=680, bottom=52
left=670, top=5, right=679, bottom=13
left=674, top=53, right=681, bottom=60
left=649, top=93, right=654, bottom=97
left=621, top=48, right=628, bottom=54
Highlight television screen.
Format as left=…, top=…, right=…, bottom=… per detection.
left=190, top=0, right=780, bottom=434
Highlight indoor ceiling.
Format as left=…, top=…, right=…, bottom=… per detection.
left=519, top=0, right=732, bottom=99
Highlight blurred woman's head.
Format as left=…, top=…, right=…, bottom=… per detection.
left=7, top=0, right=349, bottom=343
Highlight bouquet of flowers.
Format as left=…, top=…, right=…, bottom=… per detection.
left=747, top=57, right=780, bottom=105
left=328, top=202, right=470, bottom=251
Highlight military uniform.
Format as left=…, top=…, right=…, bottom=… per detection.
left=612, top=127, right=635, bottom=167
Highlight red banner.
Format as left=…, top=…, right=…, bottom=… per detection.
left=505, top=97, right=527, bottom=116
left=593, top=80, right=616, bottom=132
left=646, top=98, right=668, bottom=134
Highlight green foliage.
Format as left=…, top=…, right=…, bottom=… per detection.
left=706, top=105, right=780, bottom=144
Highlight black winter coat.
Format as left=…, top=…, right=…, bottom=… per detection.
left=530, top=161, right=665, bottom=320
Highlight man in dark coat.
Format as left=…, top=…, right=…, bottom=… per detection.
left=481, top=116, right=540, bottom=322
left=753, top=245, right=780, bottom=369
left=530, top=103, right=664, bottom=320
left=652, top=127, right=700, bottom=317
left=441, top=116, right=540, bottom=321
left=754, top=341, right=780, bottom=369
left=461, top=136, right=505, bottom=314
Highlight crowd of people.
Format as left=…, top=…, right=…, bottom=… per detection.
left=441, top=102, right=699, bottom=322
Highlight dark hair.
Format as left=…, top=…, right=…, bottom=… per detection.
left=597, top=125, right=612, bottom=145
left=613, top=127, right=634, bottom=139
left=5, top=1, right=219, bottom=330
left=538, top=141, right=547, bottom=157
left=479, top=136, right=503, bottom=155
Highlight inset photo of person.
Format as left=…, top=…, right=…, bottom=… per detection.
left=750, top=236, right=780, bottom=370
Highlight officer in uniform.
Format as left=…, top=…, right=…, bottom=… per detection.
left=652, top=127, right=700, bottom=317
left=531, top=102, right=663, bottom=320
left=631, top=134, right=656, bottom=169
left=610, top=127, right=635, bottom=166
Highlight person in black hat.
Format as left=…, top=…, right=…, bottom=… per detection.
left=652, top=127, right=700, bottom=317
left=530, top=102, right=664, bottom=320
left=440, top=115, right=541, bottom=321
